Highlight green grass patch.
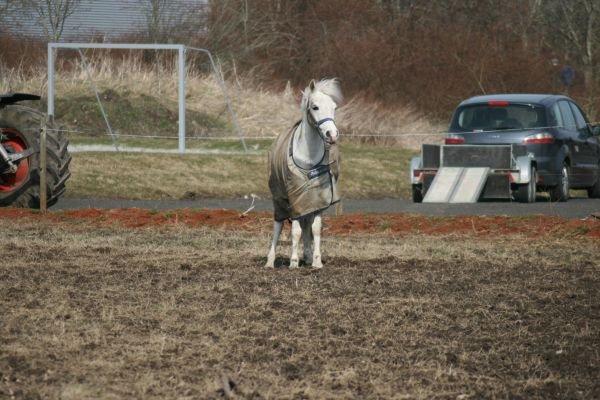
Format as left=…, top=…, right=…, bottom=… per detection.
left=67, top=142, right=416, bottom=199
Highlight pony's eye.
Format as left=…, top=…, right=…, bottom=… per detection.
left=311, top=105, right=319, bottom=111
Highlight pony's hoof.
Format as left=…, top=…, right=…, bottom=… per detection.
left=312, top=256, right=323, bottom=269
left=264, top=255, right=275, bottom=268
left=289, top=259, right=299, bottom=269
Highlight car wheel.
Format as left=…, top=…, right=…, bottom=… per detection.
left=549, top=163, right=569, bottom=202
left=516, top=165, right=537, bottom=203
left=412, top=184, right=423, bottom=203
left=587, top=165, right=600, bottom=198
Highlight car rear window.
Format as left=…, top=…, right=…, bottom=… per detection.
left=569, top=102, right=588, bottom=130
left=558, top=101, right=576, bottom=129
left=451, top=104, right=547, bottom=132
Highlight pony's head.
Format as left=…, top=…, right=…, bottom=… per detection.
left=302, top=78, right=343, bottom=144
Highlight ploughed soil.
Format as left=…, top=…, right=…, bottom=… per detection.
left=2, top=207, right=600, bottom=237
left=1, top=210, right=599, bottom=399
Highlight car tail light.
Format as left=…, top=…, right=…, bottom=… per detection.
left=522, top=132, right=554, bottom=144
left=445, top=134, right=465, bottom=145
left=488, top=100, right=509, bottom=107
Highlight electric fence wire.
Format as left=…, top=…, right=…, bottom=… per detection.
left=2, top=127, right=591, bottom=178
left=42, top=124, right=576, bottom=139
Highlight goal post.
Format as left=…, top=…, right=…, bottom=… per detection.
left=47, top=42, right=247, bottom=153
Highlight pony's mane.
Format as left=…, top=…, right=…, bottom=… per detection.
left=302, top=78, right=343, bottom=109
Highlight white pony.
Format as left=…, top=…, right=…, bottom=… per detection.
left=265, top=78, right=343, bottom=269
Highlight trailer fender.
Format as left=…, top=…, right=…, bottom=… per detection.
left=410, top=156, right=422, bottom=184
left=515, top=154, right=535, bottom=184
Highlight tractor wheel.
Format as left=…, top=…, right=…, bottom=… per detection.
left=0, top=105, right=71, bottom=208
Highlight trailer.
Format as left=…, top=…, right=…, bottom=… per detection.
left=410, top=144, right=536, bottom=203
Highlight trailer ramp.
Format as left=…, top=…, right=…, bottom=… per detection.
left=423, top=167, right=489, bottom=203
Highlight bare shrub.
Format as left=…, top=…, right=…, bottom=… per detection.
left=204, top=0, right=597, bottom=118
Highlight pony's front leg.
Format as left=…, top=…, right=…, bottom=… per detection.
left=311, top=213, right=323, bottom=269
left=289, top=219, right=302, bottom=268
left=265, top=220, right=283, bottom=268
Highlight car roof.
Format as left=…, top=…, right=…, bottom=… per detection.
left=459, top=94, right=571, bottom=107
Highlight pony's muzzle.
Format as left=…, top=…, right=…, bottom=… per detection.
left=325, top=130, right=338, bottom=143
left=319, top=120, right=338, bottom=143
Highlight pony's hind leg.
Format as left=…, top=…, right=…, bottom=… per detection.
left=301, top=215, right=314, bottom=266
left=265, top=220, right=283, bottom=268
left=289, top=219, right=302, bottom=268
left=311, top=213, right=323, bottom=269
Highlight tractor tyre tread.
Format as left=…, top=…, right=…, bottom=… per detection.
left=0, top=105, right=71, bottom=208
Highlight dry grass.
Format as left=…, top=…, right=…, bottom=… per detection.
left=1, top=215, right=598, bottom=399
left=0, top=57, right=443, bottom=148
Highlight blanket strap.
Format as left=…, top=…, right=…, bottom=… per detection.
left=307, top=164, right=330, bottom=179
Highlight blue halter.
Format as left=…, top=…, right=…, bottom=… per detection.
left=311, top=117, right=337, bottom=143
left=315, top=117, right=335, bottom=127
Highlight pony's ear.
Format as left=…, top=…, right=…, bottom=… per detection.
left=309, top=79, right=316, bottom=91
left=301, top=92, right=308, bottom=109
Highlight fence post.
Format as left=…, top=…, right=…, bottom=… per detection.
left=47, top=44, right=54, bottom=120
left=178, top=46, right=186, bottom=155
left=39, top=118, right=47, bottom=212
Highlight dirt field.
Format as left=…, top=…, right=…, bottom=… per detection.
left=1, top=209, right=599, bottom=399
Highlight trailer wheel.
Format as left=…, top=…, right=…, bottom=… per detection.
left=412, top=184, right=423, bottom=203
left=549, top=163, right=569, bottom=202
left=515, top=166, right=537, bottom=203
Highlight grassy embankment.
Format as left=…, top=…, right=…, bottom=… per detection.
left=67, top=142, right=415, bottom=199
left=1, top=57, right=441, bottom=199
left=1, top=215, right=598, bottom=399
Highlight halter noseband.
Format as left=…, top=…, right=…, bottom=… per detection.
left=306, top=101, right=337, bottom=143
left=309, top=116, right=336, bottom=143
left=315, top=117, right=335, bottom=127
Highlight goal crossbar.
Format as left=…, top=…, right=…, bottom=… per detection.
left=47, top=42, right=247, bottom=153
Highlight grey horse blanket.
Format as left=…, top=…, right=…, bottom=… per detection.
left=268, top=123, right=340, bottom=221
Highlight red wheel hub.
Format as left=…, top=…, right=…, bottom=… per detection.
left=0, top=129, right=30, bottom=192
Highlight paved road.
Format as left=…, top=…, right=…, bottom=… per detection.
left=51, top=197, right=600, bottom=219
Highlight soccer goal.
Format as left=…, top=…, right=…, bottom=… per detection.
left=47, top=42, right=247, bottom=153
